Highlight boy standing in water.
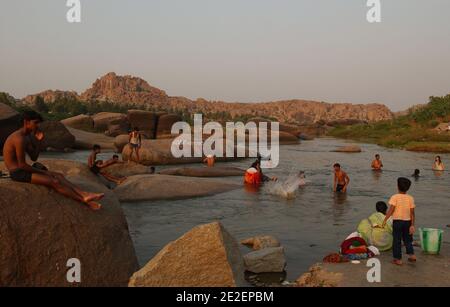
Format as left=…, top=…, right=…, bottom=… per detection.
left=371, top=154, right=383, bottom=170
left=333, top=163, right=350, bottom=193
left=382, top=177, right=416, bottom=265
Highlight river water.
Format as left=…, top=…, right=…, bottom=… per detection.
left=41, top=137, right=449, bottom=280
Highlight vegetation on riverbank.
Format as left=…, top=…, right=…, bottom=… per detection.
left=329, top=95, right=450, bottom=152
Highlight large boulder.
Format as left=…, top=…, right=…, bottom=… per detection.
left=105, top=162, right=152, bottom=178
left=122, top=138, right=246, bottom=165
left=61, top=114, right=94, bottom=131
left=66, top=127, right=115, bottom=150
left=158, top=166, right=244, bottom=177
left=92, top=112, right=127, bottom=132
left=114, top=174, right=240, bottom=202
left=114, top=134, right=130, bottom=153
left=241, top=235, right=281, bottom=251
left=243, top=247, right=286, bottom=273
left=156, top=114, right=182, bottom=137
left=128, top=222, right=247, bottom=287
left=39, top=121, right=75, bottom=151
left=127, top=110, right=157, bottom=139
left=0, top=102, right=20, bottom=154
left=332, top=145, right=362, bottom=153
left=0, top=159, right=138, bottom=286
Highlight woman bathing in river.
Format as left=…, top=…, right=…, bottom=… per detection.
left=432, top=155, right=445, bottom=171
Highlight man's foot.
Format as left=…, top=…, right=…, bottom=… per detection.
left=391, top=259, right=403, bottom=265
left=87, top=201, right=102, bottom=210
left=407, top=255, right=417, bottom=262
left=82, top=192, right=105, bottom=203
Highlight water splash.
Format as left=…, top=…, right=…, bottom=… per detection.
left=265, top=171, right=307, bottom=199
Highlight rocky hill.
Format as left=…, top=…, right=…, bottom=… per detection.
left=19, top=72, right=393, bottom=125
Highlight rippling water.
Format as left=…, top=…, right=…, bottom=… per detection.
left=40, top=138, right=450, bottom=280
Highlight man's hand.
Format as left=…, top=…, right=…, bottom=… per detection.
left=409, top=225, right=415, bottom=235
left=35, top=130, right=45, bottom=141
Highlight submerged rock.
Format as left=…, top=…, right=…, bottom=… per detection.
left=0, top=159, right=138, bottom=286
left=114, top=174, right=240, bottom=202
left=129, top=222, right=247, bottom=287
left=241, top=235, right=281, bottom=250
left=244, top=247, right=286, bottom=273
left=332, top=145, right=362, bottom=153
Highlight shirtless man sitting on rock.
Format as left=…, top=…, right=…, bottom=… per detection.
left=3, top=110, right=104, bottom=210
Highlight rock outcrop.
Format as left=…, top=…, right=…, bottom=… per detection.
left=241, top=235, right=281, bottom=251
left=92, top=112, right=127, bottom=133
left=0, top=159, right=138, bottom=286
left=128, top=222, right=247, bottom=287
left=158, top=166, right=244, bottom=177
left=127, top=110, right=157, bottom=139
left=22, top=90, right=80, bottom=105
left=156, top=113, right=182, bottom=137
left=114, top=174, right=240, bottom=202
left=105, top=162, right=152, bottom=178
left=295, top=264, right=343, bottom=287
left=80, top=72, right=168, bottom=105
left=61, top=114, right=94, bottom=131
left=39, top=121, right=75, bottom=151
left=243, top=247, right=286, bottom=273
left=65, top=127, right=116, bottom=150
left=0, top=102, right=20, bottom=154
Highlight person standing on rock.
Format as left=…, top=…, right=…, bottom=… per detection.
left=333, top=163, right=350, bottom=193
left=3, top=110, right=104, bottom=210
left=128, top=127, right=142, bottom=163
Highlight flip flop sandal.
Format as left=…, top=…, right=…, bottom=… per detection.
left=408, top=257, right=417, bottom=262
left=391, top=260, right=403, bottom=266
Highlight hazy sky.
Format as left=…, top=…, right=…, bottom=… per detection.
left=1, top=0, right=449, bottom=111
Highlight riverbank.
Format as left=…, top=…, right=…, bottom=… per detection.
left=298, top=241, right=450, bottom=287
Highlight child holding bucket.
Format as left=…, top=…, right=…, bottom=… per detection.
left=382, top=177, right=417, bottom=265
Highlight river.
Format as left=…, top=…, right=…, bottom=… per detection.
left=40, top=137, right=450, bottom=280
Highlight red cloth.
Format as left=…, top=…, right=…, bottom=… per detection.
left=340, top=237, right=368, bottom=255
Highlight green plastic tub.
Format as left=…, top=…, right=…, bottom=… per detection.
left=419, top=228, right=443, bottom=254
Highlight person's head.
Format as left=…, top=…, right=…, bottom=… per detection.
left=413, top=169, right=420, bottom=176
left=435, top=155, right=442, bottom=164
left=93, top=144, right=101, bottom=153
left=22, top=110, right=43, bottom=132
left=134, top=127, right=139, bottom=132
left=149, top=166, right=155, bottom=174
left=298, top=171, right=305, bottom=178
left=95, top=160, right=103, bottom=167
left=112, top=154, right=119, bottom=161
left=376, top=201, right=388, bottom=215
left=251, top=161, right=260, bottom=169
left=397, top=177, right=412, bottom=193
left=375, top=154, right=380, bottom=160
left=333, top=163, right=341, bottom=171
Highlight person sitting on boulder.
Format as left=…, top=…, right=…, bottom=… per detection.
left=3, top=110, right=104, bottom=210
left=128, top=127, right=142, bottom=163
left=88, top=145, right=126, bottom=185
left=202, top=154, right=215, bottom=167
left=371, top=154, right=383, bottom=171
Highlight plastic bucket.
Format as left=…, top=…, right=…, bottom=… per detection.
left=419, top=228, right=443, bottom=254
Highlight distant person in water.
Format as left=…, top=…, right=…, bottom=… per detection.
left=88, top=145, right=127, bottom=185
left=149, top=166, right=156, bottom=174
left=412, top=169, right=420, bottom=179
left=128, top=127, right=142, bottom=163
left=3, top=110, right=104, bottom=210
left=203, top=154, right=215, bottom=167
left=333, top=163, right=350, bottom=193
left=432, top=155, right=444, bottom=171
left=371, top=154, right=383, bottom=171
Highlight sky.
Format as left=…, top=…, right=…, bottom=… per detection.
left=0, top=0, right=449, bottom=111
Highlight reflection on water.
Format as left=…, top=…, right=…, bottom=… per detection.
left=40, top=138, right=450, bottom=280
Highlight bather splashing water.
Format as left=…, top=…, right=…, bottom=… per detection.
left=265, top=171, right=307, bottom=199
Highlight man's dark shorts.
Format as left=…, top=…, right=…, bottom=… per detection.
left=10, top=168, right=33, bottom=183
left=336, top=184, right=344, bottom=192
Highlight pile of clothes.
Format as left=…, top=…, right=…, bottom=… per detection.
left=323, top=233, right=380, bottom=263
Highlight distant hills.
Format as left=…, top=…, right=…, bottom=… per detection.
left=11, top=72, right=393, bottom=125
